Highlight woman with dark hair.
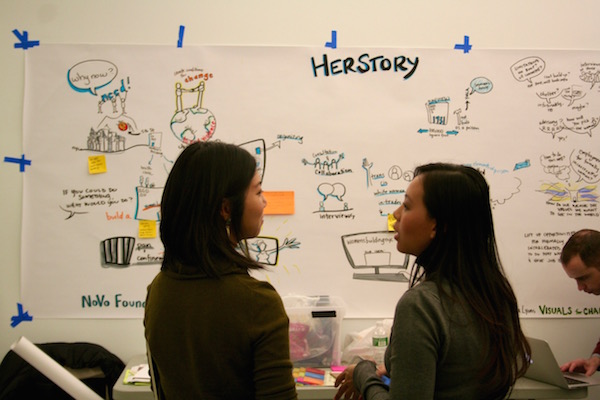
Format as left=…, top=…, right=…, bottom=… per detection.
left=335, top=163, right=530, bottom=400
left=144, top=141, right=297, bottom=399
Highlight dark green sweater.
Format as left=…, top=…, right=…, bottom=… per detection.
left=144, top=267, right=297, bottom=399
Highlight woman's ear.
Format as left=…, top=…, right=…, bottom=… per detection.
left=430, top=220, right=437, bottom=239
left=220, top=198, right=232, bottom=221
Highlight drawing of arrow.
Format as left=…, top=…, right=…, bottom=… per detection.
left=266, top=141, right=281, bottom=151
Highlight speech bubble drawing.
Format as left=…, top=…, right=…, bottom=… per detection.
left=539, top=119, right=564, bottom=138
left=561, top=85, right=586, bottom=106
left=579, top=62, right=600, bottom=89
left=562, top=115, right=599, bottom=136
left=540, top=152, right=571, bottom=181
left=67, top=60, right=118, bottom=95
left=317, top=182, right=346, bottom=201
left=570, top=149, right=600, bottom=183
left=536, top=87, right=562, bottom=104
left=470, top=77, right=493, bottom=94
left=510, top=57, right=545, bottom=83
left=59, top=186, right=134, bottom=219
left=488, top=174, right=521, bottom=206
left=465, top=163, right=519, bottom=206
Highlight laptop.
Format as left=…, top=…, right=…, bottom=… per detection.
left=525, top=337, right=600, bottom=389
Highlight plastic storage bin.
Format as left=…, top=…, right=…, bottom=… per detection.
left=282, top=295, right=346, bottom=367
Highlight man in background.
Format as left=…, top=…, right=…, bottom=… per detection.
left=559, top=229, right=600, bottom=376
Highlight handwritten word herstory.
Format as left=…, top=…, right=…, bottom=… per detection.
left=311, top=53, right=419, bottom=78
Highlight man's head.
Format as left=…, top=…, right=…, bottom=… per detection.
left=560, top=229, right=600, bottom=295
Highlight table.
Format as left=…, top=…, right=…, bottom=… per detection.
left=113, top=355, right=588, bottom=400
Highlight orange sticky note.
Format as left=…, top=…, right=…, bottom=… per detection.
left=263, top=191, right=294, bottom=215
left=387, top=213, right=396, bottom=231
left=88, top=155, right=107, bottom=174
left=138, top=220, right=157, bottom=238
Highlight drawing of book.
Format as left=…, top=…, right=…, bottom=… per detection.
left=425, top=97, right=450, bottom=125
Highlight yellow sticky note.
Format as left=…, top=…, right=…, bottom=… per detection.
left=387, top=213, right=396, bottom=231
left=138, top=220, right=157, bottom=238
left=88, top=155, right=107, bottom=174
left=263, top=191, right=295, bottom=215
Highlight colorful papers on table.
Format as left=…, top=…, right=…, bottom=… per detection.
left=123, top=363, right=151, bottom=385
left=293, top=367, right=326, bottom=386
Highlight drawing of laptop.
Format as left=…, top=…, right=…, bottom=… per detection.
left=341, top=231, right=411, bottom=282
left=525, top=337, right=600, bottom=389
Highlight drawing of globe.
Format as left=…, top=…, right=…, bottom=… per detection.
left=170, top=107, right=217, bottom=144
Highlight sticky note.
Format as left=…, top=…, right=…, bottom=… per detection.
left=138, top=220, right=157, bottom=238
left=263, top=191, right=294, bottom=215
left=387, top=213, right=396, bottom=231
left=88, top=155, right=107, bottom=174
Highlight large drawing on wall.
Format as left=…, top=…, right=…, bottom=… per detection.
left=22, top=45, right=599, bottom=318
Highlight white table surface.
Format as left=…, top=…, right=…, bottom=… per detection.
left=113, top=355, right=588, bottom=400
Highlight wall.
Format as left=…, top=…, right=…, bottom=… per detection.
left=1, top=1, right=599, bottom=396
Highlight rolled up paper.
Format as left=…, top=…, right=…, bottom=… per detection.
left=10, top=336, right=103, bottom=400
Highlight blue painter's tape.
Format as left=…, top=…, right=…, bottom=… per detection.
left=4, top=154, right=32, bottom=172
left=13, top=29, right=39, bottom=50
left=177, top=25, right=185, bottom=48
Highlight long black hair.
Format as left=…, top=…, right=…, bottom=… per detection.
left=159, top=141, right=263, bottom=277
left=409, top=163, right=530, bottom=399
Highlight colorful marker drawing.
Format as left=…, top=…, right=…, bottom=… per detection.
left=538, top=182, right=598, bottom=203
left=171, top=81, right=216, bottom=144
left=242, top=236, right=301, bottom=266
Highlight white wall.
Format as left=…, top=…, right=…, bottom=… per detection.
left=1, top=1, right=599, bottom=397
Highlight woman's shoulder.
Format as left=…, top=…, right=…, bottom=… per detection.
left=230, top=272, right=283, bottom=300
left=404, top=280, right=440, bottom=297
left=397, top=281, right=443, bottom=311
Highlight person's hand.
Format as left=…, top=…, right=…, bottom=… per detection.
left=560, top=356, right=600, bottom=377
left=334, top=364, right=362, bottom=400
left=376, top=363, right=387, bottom=378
